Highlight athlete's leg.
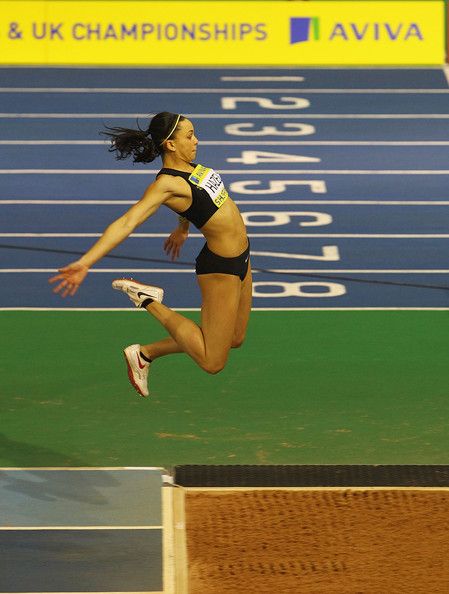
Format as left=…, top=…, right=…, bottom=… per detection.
left=141, top=267, right=251, bottom=360
left=141, top=302, right=208, bottom=365
left=141, top=269, right=249, bottom=361
left=232, top=263, right=252, bottom=349
left=142, top=273, right=242, bottom=373
left=197, top=273, right=242, bottom=372
left=140, top=337, right=183, bottom=361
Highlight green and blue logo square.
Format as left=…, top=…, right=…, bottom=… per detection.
left=290, top=17, right=320, bottom=44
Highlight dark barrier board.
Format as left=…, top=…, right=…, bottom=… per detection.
left=173, top=465, right=449, bottom=487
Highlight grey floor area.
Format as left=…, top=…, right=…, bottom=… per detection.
left=0, top=468, right=165, bottom=592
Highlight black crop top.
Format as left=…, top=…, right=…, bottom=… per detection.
left=157, top=164, right=229, bottom=229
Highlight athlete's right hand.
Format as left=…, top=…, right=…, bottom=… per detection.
left=49, top=260, right=89, bottom=297
left=164, top=228, right=188, bottom=261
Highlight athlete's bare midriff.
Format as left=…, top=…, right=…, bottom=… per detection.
left=200, top=199, right=248, bottom=257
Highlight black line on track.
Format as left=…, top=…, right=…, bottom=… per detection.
left=1, top=243, right=449, bottom=293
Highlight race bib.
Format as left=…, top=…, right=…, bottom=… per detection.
left=189, top=164, right=229, bottom=208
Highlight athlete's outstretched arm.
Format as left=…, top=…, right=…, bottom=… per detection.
left=49, top=179, right=169, bottom=297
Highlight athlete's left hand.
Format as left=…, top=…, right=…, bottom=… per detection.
left=164, top=227, right=188, bottom=261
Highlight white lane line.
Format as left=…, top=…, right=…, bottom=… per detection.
left=0, top=200, right=138, bottom=204
left=0, top=140, right=109, bottom=145
left=3, top=140, right=449, bottom=146
left=6, top=199, right=118, bottom=205
left=2, top=232, right=449, bottom=238
left=1, top=87, right=449, bottom=94
left=0, top=466, right=164, bottom=470
left=183, top=141, right=449, bottom=146
left=0, top=526, right=163, bottom=530
left=1, top=307, right=448, bottom=312
left=2, top=113, right=449, bottom=119
left=221, top=76, right=305, bottom=81
left=171, top=483, right=188, bottom=594
left=2, top=269, right=449, bottom=274
left=0, top=269, right=195, bottom=273
left=3, top=200, right=449, bottom=206
left=162, top=486, right=175, bottom=594
left=2, top=169, right=449, bottom=175
left=253, top=269, right=449, bottom=274
left=0, top=169, right=157, bottom=174
left=237, top=308, right=449, bottom=311
left=0, top=307, right=198, bottom=311
left=237, top=200, right=449, bottom=205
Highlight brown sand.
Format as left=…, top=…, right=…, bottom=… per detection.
left=184, top=489, right=449, bottom=594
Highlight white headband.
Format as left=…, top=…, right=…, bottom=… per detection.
left=160, top=114, right=181, bottom=145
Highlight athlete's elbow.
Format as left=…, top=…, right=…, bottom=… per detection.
left=116, top=214, right=139, bottom=235
left=107, top=215, right=138, bottom=241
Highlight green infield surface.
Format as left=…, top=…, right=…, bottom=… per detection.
left=1, top=310, right=448, bottom=468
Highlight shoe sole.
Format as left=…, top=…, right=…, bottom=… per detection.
left=123, top=350, right=149, bottom=398
left=112, top=278, right=164, bottom=304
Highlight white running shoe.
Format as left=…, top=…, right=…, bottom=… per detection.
left=112, top=278, right=164, bottom=308
left=123, top=344, right=150, bottom=397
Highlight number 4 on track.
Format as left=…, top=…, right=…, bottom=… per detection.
left=227, top=151, right=321, bottom=164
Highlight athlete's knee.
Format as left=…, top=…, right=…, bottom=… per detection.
left=231, top=332, right=246, bottom=349
left=200, top=358, right=227, bottom=375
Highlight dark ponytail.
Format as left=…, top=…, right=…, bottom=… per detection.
left=102, top=112, right=185, bottom=164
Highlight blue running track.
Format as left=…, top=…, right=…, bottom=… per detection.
left=1, top=67, right=449, bottom=309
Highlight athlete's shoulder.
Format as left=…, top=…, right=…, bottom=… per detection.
left=152, top=172, right=191, bottom=197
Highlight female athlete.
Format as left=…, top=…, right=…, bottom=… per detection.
left=49, top=112, right=252, bottom=397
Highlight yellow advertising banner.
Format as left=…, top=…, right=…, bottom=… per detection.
left=0, top=1, right=445, bottom=65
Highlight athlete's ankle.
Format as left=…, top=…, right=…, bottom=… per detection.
left=139, top=349, right=153, bottom=363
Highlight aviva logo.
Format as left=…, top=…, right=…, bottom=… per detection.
left=290, top=18, right=424, bottom=45
left=290, top=17, right=320, bottom=44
